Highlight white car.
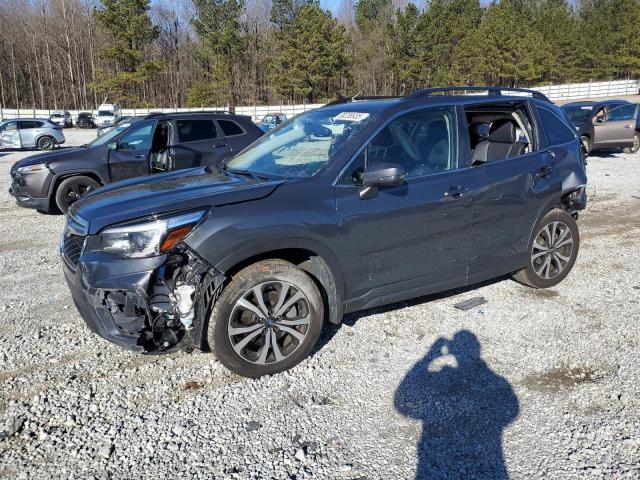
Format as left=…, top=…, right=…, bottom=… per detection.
left=95, top=104, right=122, bottom=127
left=49, top=110, right=73, bottom=128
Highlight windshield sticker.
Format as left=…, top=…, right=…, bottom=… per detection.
left=334, top=112, right=370, bottom=122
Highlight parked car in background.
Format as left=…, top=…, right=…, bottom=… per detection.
left=60, top=87, right=587, bottom=377
left=94, top=103, right=121, bottom=127
left=49, top=110, right=73, bottom=128
left=0, top=118, right=65, bottom=150
left=96, top=116, right=135, bottom=137
left=10, top=112, right=262, bottom=213
left=258, top=112, right=287, bottom=132
left=76, top=112, right=95, bottom=129
left=561, top=100, right=639, bottom=155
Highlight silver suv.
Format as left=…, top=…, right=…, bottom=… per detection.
left=0, top=118, right=65, bottom=150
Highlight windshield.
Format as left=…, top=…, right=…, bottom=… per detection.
left=562, top=105, right=594, bottom=124
left=226, top=109, right=372, bottom=178
left=86, top=122, right=134, bottom=147
left=51, top=113, right=63, bottom=118
left=98, top=110, right=114, bottom=117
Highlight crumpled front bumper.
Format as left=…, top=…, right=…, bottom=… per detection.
left=61, top=241, right=225, bottom=353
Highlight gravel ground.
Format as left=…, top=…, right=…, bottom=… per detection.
left=0, top=129, right=639, bottom=479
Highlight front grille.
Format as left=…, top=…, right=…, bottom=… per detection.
left=62, top=213, right=88, bottom=269
left=63, top=234, right=85, bottom=268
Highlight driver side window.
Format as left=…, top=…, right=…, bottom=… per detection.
left=119, top=122, right=154, bottom=151
left=340, top=107, right=457, bottom=184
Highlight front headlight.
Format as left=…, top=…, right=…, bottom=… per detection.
left=17, top=164, right=46, bottom=174
left=99, top=210, right=206, bottom=258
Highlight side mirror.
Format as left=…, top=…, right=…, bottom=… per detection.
left=107, top=141, right=118, bottom=150
left=359, top=163, right=405, bottom=199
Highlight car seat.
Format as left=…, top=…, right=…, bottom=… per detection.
left=473, top=119, right=526, bottom=164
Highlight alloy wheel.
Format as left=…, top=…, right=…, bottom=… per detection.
left=531, top=221, right=574, bottom=280
left=633, top=134, right=639, bottom=153
left=63, top=183, right=95, bottom=206
left=228, top=281, right=311, bottom=365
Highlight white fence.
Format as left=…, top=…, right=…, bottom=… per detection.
left=1, top=79, right=639, bottom=122
left=535, top=79, right=640, bottom=102
left=0, top=103, right=325, bottom=123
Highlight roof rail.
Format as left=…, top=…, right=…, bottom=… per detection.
left=325, top=95, right=400, bottom=106
left=408, top=86, right=552, bottom=103
left=144, top=110, right=232, bottom=118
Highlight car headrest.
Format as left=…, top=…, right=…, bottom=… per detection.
left=489, top=120, right=517, bottom=143
left=471, top=122, right=491, bottom=140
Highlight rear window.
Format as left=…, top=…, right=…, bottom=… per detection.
left=539, top=107, right=577, bottom=145
left=177, top=119, right=218, bottom=142
left=219, top=120, right=244, bottom=136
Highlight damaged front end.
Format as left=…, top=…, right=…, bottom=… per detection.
left=93, top=247, right=225, bottom=353
left=61, top=213, right=226, bottom=354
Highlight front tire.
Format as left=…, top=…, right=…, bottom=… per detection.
left=513, top=209, right=579, bottom=289
left=207, top=259, right=324, bottom=378
left=580, top=135, right=591, bottom=157
left=55, top=176, right=100, bottom=213
left=623, top=132, right=639, bottom=154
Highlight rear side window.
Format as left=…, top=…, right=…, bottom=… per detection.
left=18, top=121, right=43, bottom=129
left=608, top=104, right=636, bottom=121
left=538, top=107, right=577, bottom=145
left=218, top=120, right=244, bottom=136
left=177, top=120, right=218, bottom=142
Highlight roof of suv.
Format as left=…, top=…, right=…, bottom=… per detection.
left=563, top=99, right=630, bottom=108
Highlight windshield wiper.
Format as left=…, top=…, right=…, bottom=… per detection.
left=224, top=167, right=270, bottom=181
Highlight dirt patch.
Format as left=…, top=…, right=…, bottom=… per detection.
left=180, top=381, right=204, bottom=391
left=580, top=209, right=640, bottom=239
left=521, top=364, right=613, bottom=393
left=521, top=288, right=560, bottom=300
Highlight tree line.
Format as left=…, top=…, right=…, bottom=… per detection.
left=0, top=0, right=639, bottom=110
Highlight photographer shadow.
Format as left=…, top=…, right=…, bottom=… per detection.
left=395, top=330, right=519, bottom=480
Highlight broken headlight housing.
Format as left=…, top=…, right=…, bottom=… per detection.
left=99, top=210, right=207, bottom=258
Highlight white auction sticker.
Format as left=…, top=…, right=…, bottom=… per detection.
left=334, top=112, right=370, bottom=122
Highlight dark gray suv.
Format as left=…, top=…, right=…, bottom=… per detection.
left=10, top=112, right=262, bottom=213
left=61, top=87, right=587, bottom=378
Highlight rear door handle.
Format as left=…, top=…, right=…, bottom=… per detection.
left=624, top=125, right=632, bottom=129
left=213, top=143, right=228, bottom=149
left=134, top=154, right=145, bottom=159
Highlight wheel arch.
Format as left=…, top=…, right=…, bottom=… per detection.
left=215, top=241, right=345, bottom=327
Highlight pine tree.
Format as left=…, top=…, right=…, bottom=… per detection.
left=192, top=0, right=247, bottom=108
left=270, top=4, right=350, bottom=102
left=92, top=0, right=163, bottom=106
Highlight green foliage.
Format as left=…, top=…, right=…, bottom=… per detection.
left=91, top=0, right=162, bottom=104
left=270, top=0, right=318, bottom=32
left=270, top=4, right=350, bottom=102
left=355, top=0, right=393, bottom=29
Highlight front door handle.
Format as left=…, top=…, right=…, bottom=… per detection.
left=213, top=143, right=228, bottom=149
left=134, top=154, right=145, bottom=159
left=444, top=186, right=468, bottom=198
left=624, top=125, right=632, bottom=129
left=538, top=165, right=553, bottom=177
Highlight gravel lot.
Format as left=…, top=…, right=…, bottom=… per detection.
left=0, top=129, right=639, bottom=479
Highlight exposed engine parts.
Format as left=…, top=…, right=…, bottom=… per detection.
left=96, top=246, right=225, bottom=353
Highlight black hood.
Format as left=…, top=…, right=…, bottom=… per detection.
left=71, top=167, right=285, bottom=234
left=12, top=146, right=94, bottom=169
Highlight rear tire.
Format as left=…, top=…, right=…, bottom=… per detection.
left=207, top=259, right=324, bottom=378
left=55, top=176, right=100, bottom=213
left=623, top=132, right=639, bottom=154
left=512, top=209, right=579, bottom=289
left=37, top=136, right=56, bottom=150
